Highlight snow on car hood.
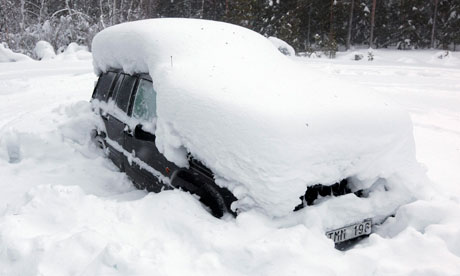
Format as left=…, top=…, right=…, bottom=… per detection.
left=92, top=19, right=419, bottom=217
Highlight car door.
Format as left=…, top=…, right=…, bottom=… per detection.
left=91, top=71, right=119, bottom=136
left=105, top=73, right=137, bottom=171
left=124, top=76, right=178, bottom=192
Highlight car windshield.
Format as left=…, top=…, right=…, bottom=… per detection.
left=132, top=79, right=157, bottom=122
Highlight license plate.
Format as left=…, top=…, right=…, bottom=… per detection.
left=326, top=219, right=372, bottom=243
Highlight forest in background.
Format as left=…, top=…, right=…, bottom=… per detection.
left=1, top=0, right=459, bottom=57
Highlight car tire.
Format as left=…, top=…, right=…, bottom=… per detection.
left=171, top=170, right=235, bottom=218
left=91, top=129, right=108, bottom=156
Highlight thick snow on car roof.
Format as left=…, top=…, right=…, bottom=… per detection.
left=92, top=18, right=284, bottom=75
left=92, top=19, right=421, bottom=217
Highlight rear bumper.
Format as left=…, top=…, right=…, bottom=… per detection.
left=296, top=180, right=415, bottom=234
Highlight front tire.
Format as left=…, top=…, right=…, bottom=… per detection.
left=90, top=129, right=108, bottom=156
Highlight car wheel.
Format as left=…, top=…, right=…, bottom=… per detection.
left=171, top=170, right=235, bottom=218
left=91, top=129, right=108, bottom=156
left=97, top=137, right=108, bottom=152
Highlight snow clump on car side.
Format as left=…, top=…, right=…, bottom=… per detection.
left=268, top=36, right=296, bottom=56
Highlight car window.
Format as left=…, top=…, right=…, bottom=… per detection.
left=132, top=79, right=157, bottom=122
left=93, top=71, right=117, bottom=101
left=110, top=73, right=124, bottom=101
left=114, top=74, right=137, bottom=112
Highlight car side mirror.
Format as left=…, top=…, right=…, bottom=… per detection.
left=134, top=124, right=156, bottom=142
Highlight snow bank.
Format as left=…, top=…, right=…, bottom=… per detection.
left=268, top=36, right=296, bottom=56
left=92, top=19, right=425, bottom=217
left=57, top=42, right=92, bottom=61
left=0, top=43, right=32, bottom=63
left=34, top=41, right=56, bottom=60
left=428, top=50, right=460, bottom=66
left=331, top=48, right=460, bottom=68
left=1, top=41, right=91, bottom=63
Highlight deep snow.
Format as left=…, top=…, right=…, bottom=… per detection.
left=0, top=49, right=459, bottom=275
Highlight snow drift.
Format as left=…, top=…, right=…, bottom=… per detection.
left=57, top=42, right=92, bottom=61
left=34, top=41, right=56, bottom=60
left=92, top=19, right=425, bottom=217
left=0, top=43, right=32, bottom=63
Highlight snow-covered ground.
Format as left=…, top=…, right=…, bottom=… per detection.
left=0, top=50, right=459, bottom=275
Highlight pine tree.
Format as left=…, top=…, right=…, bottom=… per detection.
left=346, top=0, right=355, bottom=50
left=369, top=0, right=376, bottom=48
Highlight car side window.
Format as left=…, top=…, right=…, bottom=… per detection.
left=132, top=79, right=157, bottom=122
left=114, top=74, right=137, bottom=112
left=93, top=71, right=117, bottom=101
left=110, top=73, right=124, bottom=101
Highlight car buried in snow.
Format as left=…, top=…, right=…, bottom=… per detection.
left=90, top=18, right=423, bottom=247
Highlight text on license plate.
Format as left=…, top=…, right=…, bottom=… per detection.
left=326, top=219, right=372, bottom=243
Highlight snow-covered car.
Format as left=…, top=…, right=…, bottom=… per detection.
left=90, top=19, right=423, bottom=245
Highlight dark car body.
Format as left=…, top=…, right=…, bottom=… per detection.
left=91, top=70, right=236, bottom=217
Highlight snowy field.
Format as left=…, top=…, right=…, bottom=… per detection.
left=0, top=49, right=459, bottom=275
